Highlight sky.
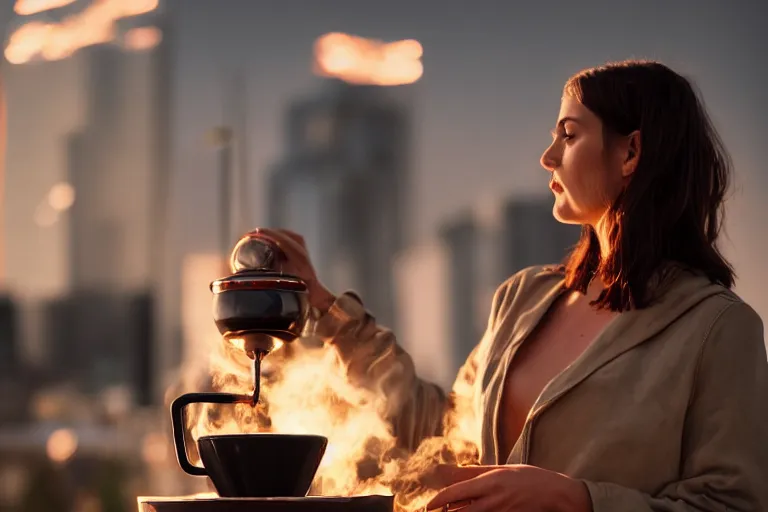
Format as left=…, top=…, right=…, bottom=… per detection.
left=1, top=0, right=767, bottom=323
left=170, top=0, right=768, bottom=321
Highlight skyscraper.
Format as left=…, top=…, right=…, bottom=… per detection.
left=267, top=80, right=411, bottom=330
left=4, top=3, right=174, bottom=405
left=62, top=15, right=174, bottom=404
left=439, top=212, right=481, bottom=365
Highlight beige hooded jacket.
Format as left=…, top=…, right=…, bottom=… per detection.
left=314, top=265, right=768, bottom=511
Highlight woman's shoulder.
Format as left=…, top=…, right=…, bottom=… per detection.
left=698, top=287, right=764, bottom=347
left=659, top=265, right=763, bottom=326
left=647, top=267, right=764, bottom=358
left=501, top=264, right=565, bottom=294
left=491, top=264, right=565, bottom=315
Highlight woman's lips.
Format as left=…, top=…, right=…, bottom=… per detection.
left=549, top=176, right=564, bottom=193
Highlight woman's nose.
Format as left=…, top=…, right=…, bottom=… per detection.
left=540, top=143, right=559, bottom=172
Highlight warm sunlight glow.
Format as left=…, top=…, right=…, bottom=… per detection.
left=178, top=334, right=479, bottom=511
left=14, top=0, right=77, bottom=16
left=46, top=428, right=78, bottom=463
left=5, top=0, right=160, bottom=64
left=313, top=32, right=423, bottom=86
left=48, top=182, right=75, bottom=212
left=123, top=26, right=162, bottom=52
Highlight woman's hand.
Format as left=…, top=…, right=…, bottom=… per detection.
left=243, top=228, right=336, bottom=313
left=423, top=464, right=592, bottom=512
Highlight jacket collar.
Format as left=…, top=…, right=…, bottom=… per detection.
left=525, top=267, right=727, bottom=420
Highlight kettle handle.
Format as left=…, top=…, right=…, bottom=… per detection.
left=170, top=392, right=254, bottom=477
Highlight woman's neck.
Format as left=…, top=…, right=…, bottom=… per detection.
left=593, top=216, right=612, bottom=262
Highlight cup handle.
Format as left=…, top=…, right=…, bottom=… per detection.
left=170, top=392, right=252, bottom=477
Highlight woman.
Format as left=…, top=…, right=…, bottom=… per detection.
left=254, top=60, right=768, bottom=511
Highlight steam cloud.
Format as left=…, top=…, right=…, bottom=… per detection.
left=181, top=336, right=480, bottom=511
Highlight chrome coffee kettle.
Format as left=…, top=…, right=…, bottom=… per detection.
left=170, top=232, right=313, bottom=479
left=212, top=232, right=312, bottom=357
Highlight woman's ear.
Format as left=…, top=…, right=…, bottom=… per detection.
left=622, top=130, right=641, bottom=178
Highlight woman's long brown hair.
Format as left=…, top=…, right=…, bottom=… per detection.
left=562, top=60, right=734, bottom=311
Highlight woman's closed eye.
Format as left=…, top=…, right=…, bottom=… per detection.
left=550, top=129, right=575, bottom=141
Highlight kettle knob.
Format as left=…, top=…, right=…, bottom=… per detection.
left=229, top=234, right=281, bottom=273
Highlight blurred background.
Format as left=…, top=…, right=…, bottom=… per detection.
left=0, top=0, right=765, bottom=510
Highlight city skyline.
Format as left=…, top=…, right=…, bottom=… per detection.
left=1, top=0, right=766, bottom=328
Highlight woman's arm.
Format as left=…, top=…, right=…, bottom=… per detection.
left=313, top=278, right=515, bottom=452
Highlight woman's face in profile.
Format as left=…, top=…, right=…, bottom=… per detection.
left=540, top=96, right=626, bottom=227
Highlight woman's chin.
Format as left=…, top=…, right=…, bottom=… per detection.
left=551, top=203, right=582, bottom=225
